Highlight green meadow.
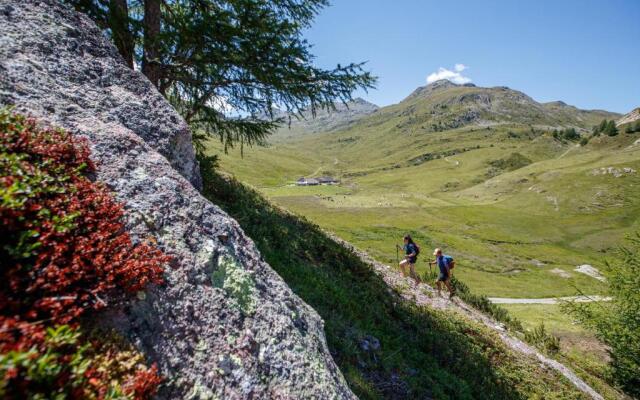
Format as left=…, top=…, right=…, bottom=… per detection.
left=209, top=123, right=640, bottom=301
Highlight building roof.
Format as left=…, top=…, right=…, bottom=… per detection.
left=317, top=176, right=337, bottom=182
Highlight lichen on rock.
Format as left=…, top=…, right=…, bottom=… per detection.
left=211, top=254, right=257, bottom=315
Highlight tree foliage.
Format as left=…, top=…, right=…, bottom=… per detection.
left=562, top=234, right=640, bottom=397
left=622, top=121, right=640, bottom=134
left=552, top=127, right=580, bottom=141
left=65, top=0, right=376, bottom=152
left=593, top=119, right=619, bottom=137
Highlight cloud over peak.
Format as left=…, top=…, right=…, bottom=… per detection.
left=427, top=64, right=472, bottom=85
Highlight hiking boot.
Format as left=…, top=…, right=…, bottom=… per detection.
left=449, top=290, right=456, bottom=299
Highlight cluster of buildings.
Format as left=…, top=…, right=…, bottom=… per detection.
left=296, top=176, right=339, bottom=186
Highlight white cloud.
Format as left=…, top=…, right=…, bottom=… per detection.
left=427, top=64, right=472, bottom=85
left=454, top=63, right=467, bottom=72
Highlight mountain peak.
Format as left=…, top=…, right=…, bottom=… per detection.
left=405, top=80, right=477, bottom=101
left=350, top=97, right=378, bottom=108
left=406, top=80, right=458, bottom=100
left=426, top=79, right=459, bottom=89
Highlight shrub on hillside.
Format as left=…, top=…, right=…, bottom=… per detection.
left=523, top=323, right=560, bottom=355
left=0, top=110, right=167, bottom=398
left=0, top=325, right=162, bottom=399
left=486, top=152, right=532, bottom=178
left=593, top=119, right=619, bottom=137
left=562, top=234, right=640, bottom=397
left=622, top=121, right=640, bottom=134
left=552, top=127, right=580, bottom=141
left=443, top=275, right=523, bottom=332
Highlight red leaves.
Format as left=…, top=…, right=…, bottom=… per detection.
left=0, top=111, right=166, bottom=398
left=1, top=112, right=167, bottom=327
left=124, top=364, right=163, bottom=398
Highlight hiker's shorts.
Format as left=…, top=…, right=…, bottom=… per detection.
left=437, top=273, right=448, bottom=282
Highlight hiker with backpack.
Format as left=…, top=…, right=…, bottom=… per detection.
left=398, top=235, right=422, bottom=284
left=429, top=248, right=456, bottom=298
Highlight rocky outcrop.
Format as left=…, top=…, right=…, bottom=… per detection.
left=616, top=107, right=640, bottom=126
left=0, top=1, right=200, bottom=189
left=0, top=1, right=355, bottom=398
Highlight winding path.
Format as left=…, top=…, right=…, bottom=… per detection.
left=488, top=295, right=612, bottom=305
left=557, top=144, right=580, bottom=159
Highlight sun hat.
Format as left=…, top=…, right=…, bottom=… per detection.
left=433, top=248, right=442, bottom=256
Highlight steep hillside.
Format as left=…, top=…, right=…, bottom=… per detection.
left=0, top=1, right=355, bottom=398
left=200, top=158, right=597, bottom=399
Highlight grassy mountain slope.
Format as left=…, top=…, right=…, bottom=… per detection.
left=200, top=156, right=592, bottom=399
left=210, top=81, right=636, bottom=300
left=205, top=81, right=636, bottom=398
left=354, top=80, right=621, bottom=136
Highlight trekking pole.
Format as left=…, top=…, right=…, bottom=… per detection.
left=395, top=245, right=399, bottom=264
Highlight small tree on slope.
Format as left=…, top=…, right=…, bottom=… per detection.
left=562, top=234, right=640, bottom=397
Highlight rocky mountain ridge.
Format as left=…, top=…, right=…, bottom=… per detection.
left=391, top=79, right=620, bottom=131
left=0, top=1, right=355, bottom=398
left=270, top=79, right=621, bottom=139
left=271, top=97, right=378, bottom=134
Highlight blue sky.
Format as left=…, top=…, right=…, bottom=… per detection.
left=304, top=0, right=640, bottom=113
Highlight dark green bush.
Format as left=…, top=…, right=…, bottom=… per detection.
left=563, top=234, right=640, bottom=397
left=523, top=323, right=560, bottom=355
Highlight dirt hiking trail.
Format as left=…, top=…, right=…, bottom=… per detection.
left=330, top=234, right=605, bottom=400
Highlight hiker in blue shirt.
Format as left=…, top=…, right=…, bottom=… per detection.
left=398, top=235, right=421, bottom=285
left=429, top=248, right=456, bottom=298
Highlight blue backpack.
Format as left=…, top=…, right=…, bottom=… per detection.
left=444, top=255, right=454, bottom=268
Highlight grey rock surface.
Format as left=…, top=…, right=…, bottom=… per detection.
left=0, top=1, right=356, bottom=399
left=0, top=0, right=200, bottom=189
left=616, top=107, right=640, bottom=127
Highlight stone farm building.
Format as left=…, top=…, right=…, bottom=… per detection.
left=296, top=176, right=339, bottom=186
